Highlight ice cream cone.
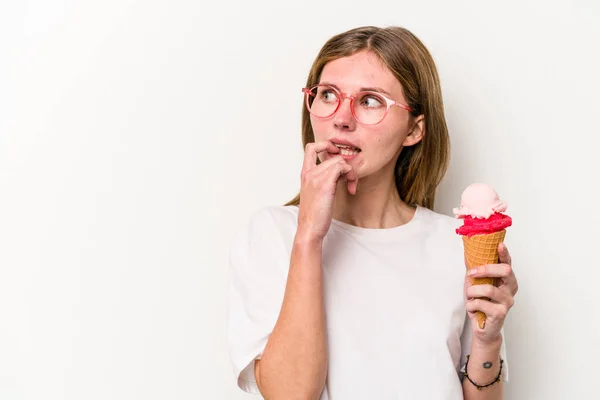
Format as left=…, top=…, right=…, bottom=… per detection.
left=462, top=229, right=506, bottom=329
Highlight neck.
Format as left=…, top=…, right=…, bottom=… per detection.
left=332, top=169, right=416, bottom=229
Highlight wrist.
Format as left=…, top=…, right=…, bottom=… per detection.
left=471, top=334, right=502, bottom=353
left=294, top=229, right=324, bottom=247
left=464, top=336, right=504, bottom=392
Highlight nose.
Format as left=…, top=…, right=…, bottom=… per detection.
left=333, top=96, right=356, bottom=131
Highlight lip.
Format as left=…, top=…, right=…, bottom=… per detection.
left=338, top=151, right=360, bottom=161
left=330, top=137, right=361, bottom=151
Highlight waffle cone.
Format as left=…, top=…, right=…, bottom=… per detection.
left=462, top=229, right=506, bottom=329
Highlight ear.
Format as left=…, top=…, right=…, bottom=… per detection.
left=402, top=114, right=425, bottom=147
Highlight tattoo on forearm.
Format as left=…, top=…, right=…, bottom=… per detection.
left=483, top=361, right=493, bottom=369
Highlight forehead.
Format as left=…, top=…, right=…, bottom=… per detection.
left=319, top=50, right=402, bottom=94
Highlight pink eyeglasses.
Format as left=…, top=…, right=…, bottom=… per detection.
left=302, top=84, right=415, bottom=126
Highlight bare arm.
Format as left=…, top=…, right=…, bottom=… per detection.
left=462, top=337, right=503, bottom=400
left=254, top=233, right=327, bottom=400
left=254, top=141, right=356, bottom=399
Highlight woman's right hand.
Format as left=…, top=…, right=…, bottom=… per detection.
left=296, top=141, right=358, bottom=242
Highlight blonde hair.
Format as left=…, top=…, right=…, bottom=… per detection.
left=285, top=26, right=450, bottom=210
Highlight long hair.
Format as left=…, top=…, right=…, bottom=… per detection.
left=284, top=26, right=450, bottom=210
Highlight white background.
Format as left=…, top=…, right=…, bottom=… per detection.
left=1, top=1, right=599, bottom=399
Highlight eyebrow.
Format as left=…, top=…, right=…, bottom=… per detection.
left=320, top=82, right=392, bottom=97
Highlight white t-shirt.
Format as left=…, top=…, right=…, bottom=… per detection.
left=227, top=204, right=509, bottom=399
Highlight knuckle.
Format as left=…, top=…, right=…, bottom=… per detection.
left=474, top=299, right=485, bottom=310
left=469, top=286, right=478, bottom=298
left=307, top=180, right=319, bottom=191
left=465, top=299, right=475, bottom=311
left=301, top=170, right=312, bottom=183
left=488, top=314, right=500, bottom=324
left=493, top=304, right=505, bottom=317
left=508, top=296, right=515, bottom=308
left=484, top=285, right=495, bottom=298
left=303, top=171, right=314, bottom=184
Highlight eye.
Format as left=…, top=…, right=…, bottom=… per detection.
left=318, top=87, right=339, bottom=103
left=359, top=93, right=384, bottom=108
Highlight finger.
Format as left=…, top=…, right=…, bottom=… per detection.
left=302, top=141, right=340, bottom=171
left=498, top=242, right=512, bottom=266
left=467, top=263, right=513, bottom=279
left=465, top=298, right=509, bottom=323
left=313, top=155, right=345, bottom=172
left=324, top=161, right=352, bottom=186
left=330, top=161, right=353, bottom=177
left=344, top=166, right=358, bottom=195
left=301, top=155, right=344, bottom=187
left=498, top=243, right=518, bottom=294
left=347, top=177, right=358, bottom=195
left=466, top=284, right=514, bottom=308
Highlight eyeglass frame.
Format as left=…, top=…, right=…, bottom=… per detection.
left=302, top=84, right=415, bottom=126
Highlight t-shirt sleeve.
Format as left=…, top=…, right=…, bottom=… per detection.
left=226, top=208, right=292, bottom=394
left=459, top=316, right=510, bottom=383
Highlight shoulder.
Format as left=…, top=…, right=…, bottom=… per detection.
left=419, top=206, right=461, bottom=232
left=417, top=206, right=463, bottom=245
left=230, top=205, right=299, bottom=251
left=244, top=205, right=299, bottom=237
left=417, top=207, right=465, bottom=273
left=229, top=205, right=298, bottom=275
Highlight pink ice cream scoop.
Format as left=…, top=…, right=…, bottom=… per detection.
left=453, top=183, right=508, bottom=219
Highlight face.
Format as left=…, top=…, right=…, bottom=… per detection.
left=311, top=50, right=424, bottom=179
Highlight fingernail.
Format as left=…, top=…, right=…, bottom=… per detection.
left=468, top=268, right=478, bottom=276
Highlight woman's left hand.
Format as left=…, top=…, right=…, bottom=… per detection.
left=464, top=242, right=519, bottom=344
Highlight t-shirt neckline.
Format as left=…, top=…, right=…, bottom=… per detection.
left=330, top=204, right=423, bottom=234
left=331, top=205, right=425, bottom=241
left=287, top=204, right=428, bottom=242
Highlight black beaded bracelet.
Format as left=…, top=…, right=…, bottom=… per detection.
left=463, top=355, right=504, bottom=390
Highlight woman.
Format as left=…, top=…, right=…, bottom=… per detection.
left=227, top=26, right=518, bottom=400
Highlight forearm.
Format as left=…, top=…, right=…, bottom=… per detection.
left=462, top=337, right=504, bottom=400
left=256, top=234, right=327, bottom=400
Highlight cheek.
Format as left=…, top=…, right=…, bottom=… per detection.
left=310, top=117, right=328, bottom=141
left=354, top=130, right=393, bottom=171
left=372, top=125, right=405, bottom=154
